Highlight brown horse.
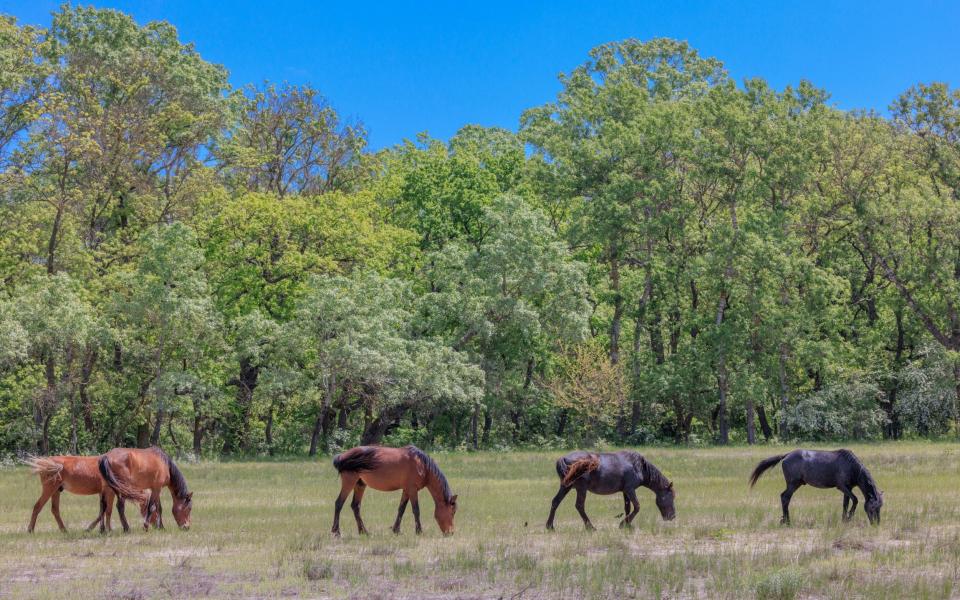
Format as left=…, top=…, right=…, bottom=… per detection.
left=25, top=455, right=144, bottom=533
left=98, top=446, right=193, bottom=531
left=331, top=445, right=458, bottom=537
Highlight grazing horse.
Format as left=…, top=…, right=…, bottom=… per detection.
left=99, top=446, right=193, bottom=531
left=749, top=449, right=884, bottom=525
left=546, top=450, right=676, bottom=531
left=331, top=445, right=458, bottom=537
left=25, top=455, right=139, bottom=533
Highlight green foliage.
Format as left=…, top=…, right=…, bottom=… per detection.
left=0, top=14, right=958, bottom=455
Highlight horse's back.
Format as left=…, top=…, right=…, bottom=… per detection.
left=785, top=449, right=858, bottom=488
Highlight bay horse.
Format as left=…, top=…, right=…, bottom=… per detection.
left=99, top=446, right=193, bottom=531
left=331, top=445, right=458, bottom=537
left=25, top=455, right=140, bottom=533
left=546, top=450, right=676, bottom=530
left=749, top=449, right=884, bottom=525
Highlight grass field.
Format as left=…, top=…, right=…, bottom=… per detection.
left=1, top=443, right=959, bottom=599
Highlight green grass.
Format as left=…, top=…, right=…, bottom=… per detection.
left=1, top=442, right=959, bottom=598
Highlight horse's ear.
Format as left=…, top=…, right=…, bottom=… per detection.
left=668, top=482, right=673, bottom=490
left=450, top=495, right=458, bottom=505
left=187, top=492, right=193, bottom=500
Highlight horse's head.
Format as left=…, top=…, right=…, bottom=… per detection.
left=655, top=482, right=676, bottom=521
left=434, top=494, right=458, bottom=535
left=865, top=490, right=883, bottom=525
left=172, top=492, right=193, bottom=529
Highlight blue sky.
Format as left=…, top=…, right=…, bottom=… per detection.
left=3, top=1, right=958, bottom=149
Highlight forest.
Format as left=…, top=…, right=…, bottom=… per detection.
left=1, top=6, right=958, bottom=458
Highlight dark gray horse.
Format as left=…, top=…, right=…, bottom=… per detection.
left=546, top=450, right=675, bottom=530
left=749, top=449, right=884, bottom=525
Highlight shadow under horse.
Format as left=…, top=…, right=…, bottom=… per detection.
left=749, top=448, right=884, bottom=525
left=546, top=450, right=676, bottom=530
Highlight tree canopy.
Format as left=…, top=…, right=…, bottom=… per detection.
left=1, top=6, right=958, bottom=456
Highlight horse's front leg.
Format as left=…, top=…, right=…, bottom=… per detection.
left=392, top=491, right=409, bottom=534
left=574, top=486, right=594, bottom=531
left=838, top=485, right=857, bottom=522
left=546, top=485, right=572, bottom=530
left=408, top=487, right=423, bottom=535
left=143, top=489, right=161, bottom=531
left=621, top=489, right=640, bottom=529
left=89, top=494, right=106, bottom=532
left=350, top=481, right=368, bottom=535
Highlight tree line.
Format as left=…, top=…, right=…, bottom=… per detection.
left=1, top=7, right=958, bottom=457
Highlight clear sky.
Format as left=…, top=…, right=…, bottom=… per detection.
left=2, top=1, right=958, bottom=149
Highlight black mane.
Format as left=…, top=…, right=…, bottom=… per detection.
left=151, top=446, right=190, bottom=501
left=641, top=455, right=672, bottom=491
left=406, top=445, right=453, bottom=503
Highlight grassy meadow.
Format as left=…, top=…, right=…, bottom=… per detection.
left=1, top=443, right=959, bottom=599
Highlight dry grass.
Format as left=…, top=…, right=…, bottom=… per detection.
left=1, top=442, right=959, bottom=598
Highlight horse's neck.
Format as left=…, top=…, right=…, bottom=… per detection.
left=856, top=470, right=877, bottom=498
left=640, top=461, right=667, bottom=492
left=423, top=471, right=446, bottom=504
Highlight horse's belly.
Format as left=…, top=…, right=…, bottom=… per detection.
left=588, top=483, right=623, bottom=495
left=61, top=480, right=98, bottom=495
left=360, top=474, right=404, bottom=493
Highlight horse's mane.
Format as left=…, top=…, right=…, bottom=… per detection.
left=151, top=446, right=190, bottom=501
left=406, top=445, right=453, bottom=503
left=640, top=455, right=672, bottom=492
left=837, top=449, right=879, bottom=499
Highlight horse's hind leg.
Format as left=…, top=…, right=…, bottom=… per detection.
left=621, top=489, right=640, bottom=529
left=546, top=485, right=571, bottom=530
left=116, top=497, right=131, bottom=533
left=780, top=482, right=799, bottom=525
left=28, top=488, right=51, bottom=533
left=574, top=487, right=594, bottom=531
left=331, top=473, right=358, bottom=537
left=50, top=490, right=67, bottom=531
left=351, top=481, right=368, bottom=535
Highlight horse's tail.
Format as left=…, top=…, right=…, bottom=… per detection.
left=332, top=447, right=380, bottom=473
left=561, top=456, right=600, bottom=488
left=23, top=456, right=63, bottom=482
left=749, top=454, right=786, bottom=488
left=98, top=455, right=148, bottom=503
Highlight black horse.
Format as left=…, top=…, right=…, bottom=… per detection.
left=546, top=450, right=675, bottom=530
left=749, top=449, right=884, bottom=525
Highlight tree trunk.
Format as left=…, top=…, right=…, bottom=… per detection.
left=608, top=251, right=623, bottom=364
left=226, top=357, right=260, bottom=454
left=308, top=410, right=324, bottom=456
left=745, top=397, right=756, bottom=445
left=778, top=344, right=790, bottom=435
left=150, top=407, right=164, bottom=446
left=482, top=408, right=492, bottom=445
left=715, top=292, right=729, bottom=445
left=757, top=404, right=773, bottom=441
left=79, top=348, right=97, bottom=435
left=470, top=406, right=479, bottom=450
left=136, top=422, right=150, bottom=448
left=192, top=393, right=206, bottom=457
